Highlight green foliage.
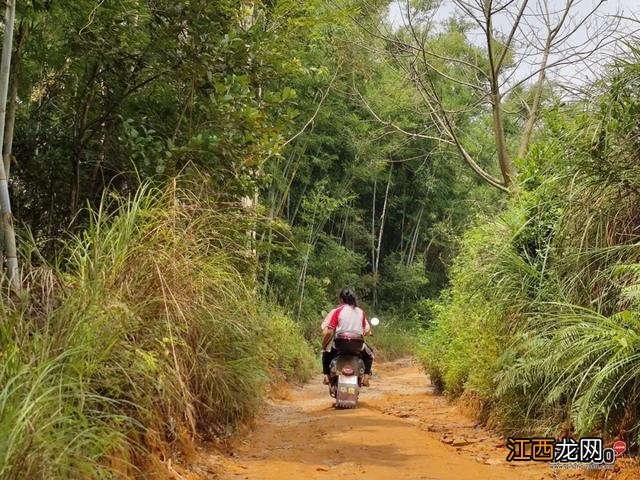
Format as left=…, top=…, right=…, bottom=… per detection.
left=7, top=0, right=496, bottom=381
left=261, top=308, right=316, bottom=382
left=420, top=54, right=640, bottom=439
left=0, top=183, right=313, bottom=477
left=377, top=253, right=430, bottom=313
left=12, top=0, right=329, bottom=237
left=419, top=217, right=519, bottom=400
left=261, top=28, right=497, bottom=340
left=367, top=320, right=418, bottom=362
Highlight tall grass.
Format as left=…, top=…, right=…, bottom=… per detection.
left=0, top=181, right=313, bottom=478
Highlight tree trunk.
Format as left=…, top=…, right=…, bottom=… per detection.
left=407, top=206, right=424, bottom=266
left=371, top=177, right=376, bottom=270
left=3, top=19, right=26, bottom=179
left=296, top=212, right=316, bottom=321
left=517, top=46, right=550, bottom=160
left=70, top=63, right=99, bottom=213
left=339, top=212, right=348, bottom=244
left=491, top=90, right=514, bottom=187
left=261, top=190, right=277, bottom=295
left=399, top=170, right=406, bottom=260
left=89, top=121, right=110, bottom=199
left=374, top=165, right=392, bottom=274
left=0, top=0, right=19, bottom=289
left=484, top=0, right=515, bottom=189
left=371, top=177, right=377, bottom=307
left=373, top=166, right=392, bottom=308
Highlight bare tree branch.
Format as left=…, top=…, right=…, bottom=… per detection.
left=282, top=64, right=341, bottom=148
left=356, top=87, right=454, bottom=144
left=354, top=0, right=619, bottom=193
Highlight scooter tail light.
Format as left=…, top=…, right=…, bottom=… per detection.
left=342, top=366, right=355, bottom=375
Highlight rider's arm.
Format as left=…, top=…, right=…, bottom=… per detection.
left=322, top=306, right=343, bottom=349
left=320, top=311, right=331, bottom=332
left=321, top=327, right=335, bottom=350
left=363, top=310, right=371, bottom=336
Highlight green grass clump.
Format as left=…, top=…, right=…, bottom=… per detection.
left=0, top=181, right=313, bottom=478
left=366, top=320, right=417, bottom=362
left=259, top=307, right=315, bottom=382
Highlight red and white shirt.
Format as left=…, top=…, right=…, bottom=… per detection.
left=321, top=305, right=370, bottom=352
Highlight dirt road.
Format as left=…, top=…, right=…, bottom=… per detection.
left=217, top=359, right=592, bottom=480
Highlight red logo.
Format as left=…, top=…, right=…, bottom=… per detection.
left=613, top=441, right=626, bottom=455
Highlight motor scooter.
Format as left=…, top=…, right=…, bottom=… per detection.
left=328, top=317, right=379, bottom=409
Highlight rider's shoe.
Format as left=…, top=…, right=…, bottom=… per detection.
left=323, top=375, right=330, bottom=385
left=362, top=374, right=371, bottom=387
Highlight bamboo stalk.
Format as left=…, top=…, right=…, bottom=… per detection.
left=0, top=0, right=19, bottom=290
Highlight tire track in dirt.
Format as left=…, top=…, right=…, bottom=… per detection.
left=216, top=359, right=576, bottom=480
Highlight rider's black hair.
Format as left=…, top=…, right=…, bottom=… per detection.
left=339, top=287, right=357, bottom=307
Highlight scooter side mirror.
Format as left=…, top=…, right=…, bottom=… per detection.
left=370, top=317, right=380, bottom=326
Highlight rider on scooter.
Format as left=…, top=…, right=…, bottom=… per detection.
left=321, top=288, right=374, bottom=386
